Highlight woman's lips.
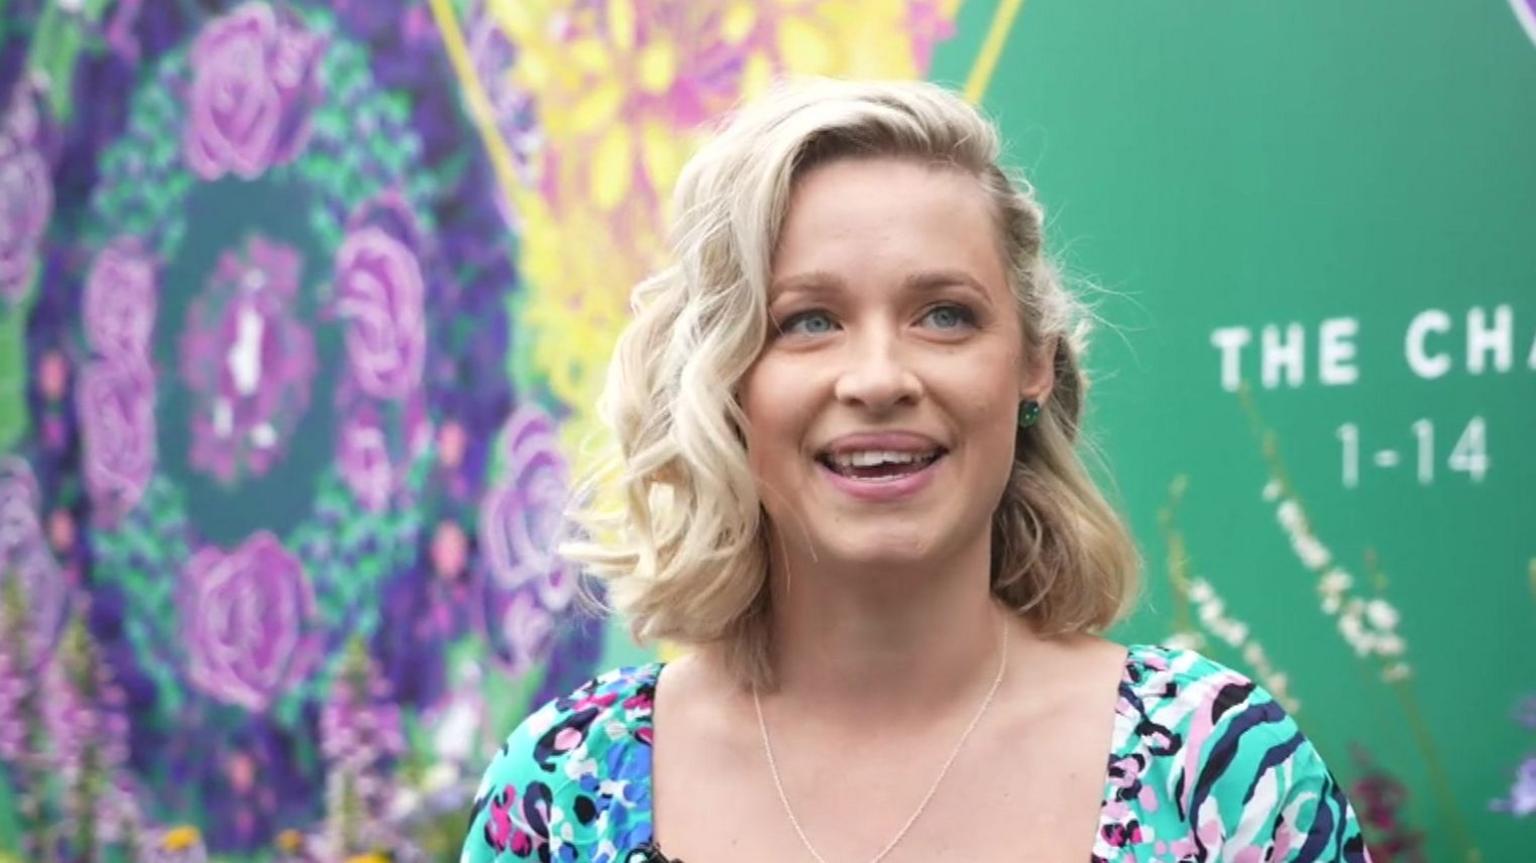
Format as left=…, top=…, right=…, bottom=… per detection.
left=815, top=452, right=945, bottom=502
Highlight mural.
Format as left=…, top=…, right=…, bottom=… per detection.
left=0, top=0, right=960, bottom=860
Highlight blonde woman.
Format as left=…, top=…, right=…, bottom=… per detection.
left=461, top=79, right=1367, bottom=863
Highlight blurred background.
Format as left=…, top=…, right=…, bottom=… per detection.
left=0, top=0, right=1530, bottom=860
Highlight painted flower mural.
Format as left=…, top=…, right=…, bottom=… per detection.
left=479, top=404, right=575, bottom=610
left=0, top=0, right=962, bottom=857
left=83, top=238, right=158, bottom=361
left=184, top=1, right=325, bottom=181
left=181, top=235, right=317, bottom=484
left=78, top=237, right=160, bottom=525
left=0, top=78, right=53, bottom=304
left=336, top=401, right=400, bottom=513
left=0, top=458, right=67, bottom=659
left=181, top=531, right=321, bottom=712
left=334, top=196, right=428, bottom=402
left=76, top=356, right=157, bottom=524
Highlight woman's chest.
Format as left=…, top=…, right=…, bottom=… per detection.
left=649, top=708, right=1120, bottom=862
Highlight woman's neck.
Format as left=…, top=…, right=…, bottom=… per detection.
left=757, top=532, right=1017, bottom=729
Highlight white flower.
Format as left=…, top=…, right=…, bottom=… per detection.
left=1320, top=568, right=1353, bottom=595
left=1262, top=481, right=1282, bottom=502
left=1365, top=599, right=1400, bottom=631
left=423, top=762, right=458, bottom=792
left=1188, top=578, right=1215, bottom=604
left=1338, top=614, right=1368, bottom=655
left=1221, top=622, right=1249, bottom=647
left=1381, top=662, right=1413, bottom=682
left=1243, top=643, right=1267, bottom=666
left=1275, top=500, right=1304, bottom=530
left=388, top=787, right=422, bottom=820
left=1375, top=633, right=1406, bottom=657
left=1163, top=632, right=1205, bottom=652
left=433, top=699, right=479, bottom=762
left=1292, top=536, right=1333, bottom=570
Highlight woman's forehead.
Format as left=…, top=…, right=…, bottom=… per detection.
left=770, top=160, right=1007, bottom=295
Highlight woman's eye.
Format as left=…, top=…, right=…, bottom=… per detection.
left=780, top=311, right=837, bottom=336
left=922, top=304, right=975, bottom=330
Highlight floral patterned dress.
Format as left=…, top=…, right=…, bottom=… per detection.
left=459, top=645, right=1370, bottom=862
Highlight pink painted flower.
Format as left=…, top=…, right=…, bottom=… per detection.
left=77, top=357, right=156, bottom=524
left=333, top=222, right=427, bottom=400
left=0, top=456, right=42, bottom=555
left=0, top=457, right=66, bottom=656
left=478, top=405, right=575, bottom=612
left=184, top=1, right=324, bottom=181
left=336, top=401, right=395, bottom=512
left=83, top=237, right=158, bottom=361
left=37, top=350, right=69, bottom=401
left=179, top=235, right=315, bottom=484
left=495, top=588, right=556, bottom=678
left=907, top=0, right=959, bottom=74
left=431, top=520, right=469, bottom=580
left=0, top=109, right=52, bottom=302
left=181, top=531, right=320, bottom=711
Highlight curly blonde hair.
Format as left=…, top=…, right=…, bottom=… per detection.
left=563, top=78, right=1139, bottom=688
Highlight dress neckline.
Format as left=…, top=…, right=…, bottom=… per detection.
left=630, top=643, right=1153, bottom=862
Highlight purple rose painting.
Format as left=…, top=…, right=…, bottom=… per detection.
left=180, top=235, right=316, bottom=484
left=333, top=217, right=427, bottom=401
left=493, top=587, right=556, bottom=678
left=477, top=405, right=576, bottom=612
left=336, top=402, right=395, bottom=512
left=183, top=1, right=324, bottom=181
left=77, top=357, right=157, bottom=525
left=465, top=7, right=542, bottom=195
left=0, top=458, right=67, bottom=656
left=84, top=238, right=159, bottom=361
left=181, top=532, right=320, bottom=712
left=0, top=118, right=53, bottom=303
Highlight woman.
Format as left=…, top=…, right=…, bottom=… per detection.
left=461, top=79, right=1368, bottom=863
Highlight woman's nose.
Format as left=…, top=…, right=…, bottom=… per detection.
left=831, top=331, right=923, bottom=412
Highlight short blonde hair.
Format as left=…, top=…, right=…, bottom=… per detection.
left=564, top=78, right=1139, bottom=687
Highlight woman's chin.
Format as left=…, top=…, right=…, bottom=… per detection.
left=814, top=530, right=949, bottom=572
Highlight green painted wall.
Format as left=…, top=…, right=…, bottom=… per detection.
left=931, top=2, right=1536, bottom=859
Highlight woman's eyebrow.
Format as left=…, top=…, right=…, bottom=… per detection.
left=768, top=271, right=845, bottom=301
left=768, top=268, right=993, bottom=302
left=903, top=269, right=989, bottom=295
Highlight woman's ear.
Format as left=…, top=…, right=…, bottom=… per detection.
left=1020, top=334, right=1058, bottom=404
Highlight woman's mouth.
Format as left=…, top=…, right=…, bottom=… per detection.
left=815, top=448, right=947, bottom=483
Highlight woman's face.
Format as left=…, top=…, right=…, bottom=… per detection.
left=739, top=156, right=1053, bottom=573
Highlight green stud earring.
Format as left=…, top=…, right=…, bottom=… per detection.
left=1018, top=399, right=1042, bottom=429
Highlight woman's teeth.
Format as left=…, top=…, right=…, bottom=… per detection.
left=821, top=449, right=943, bottom=477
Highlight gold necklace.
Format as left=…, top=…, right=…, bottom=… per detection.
left=751, top=615, right=1010, bottom=863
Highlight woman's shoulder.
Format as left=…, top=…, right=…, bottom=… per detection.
left=1103, top=644, right=1368, bottom=861
left=461, top=663, right=663, bottom=862
left=478, top=662, right=663, bottom=786
left=1115, top=642, right=1309, bottom=770
left=1119, top=642, right=1291, bottom=730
